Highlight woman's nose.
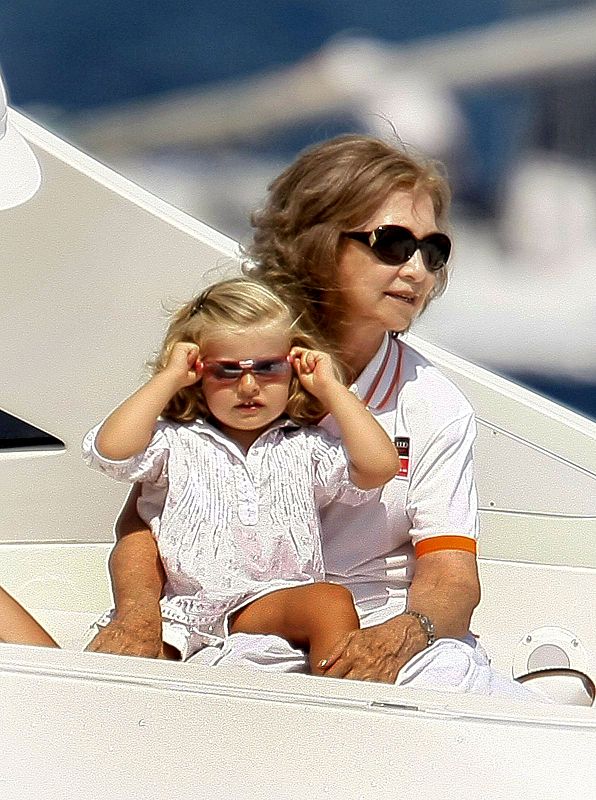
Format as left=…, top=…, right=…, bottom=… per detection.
left=398, top=248, right=427, bottom=281
left=238, top=371, right=259, bottom=395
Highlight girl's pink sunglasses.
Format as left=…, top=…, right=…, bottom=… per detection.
left=201, top=355, right=292, bottom=382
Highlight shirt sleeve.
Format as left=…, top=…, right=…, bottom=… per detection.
left=81, top=422, right=170, bottom=486
left=310, top=430, right=380, bottom=508
left=406, top=411, right=479, bottom=550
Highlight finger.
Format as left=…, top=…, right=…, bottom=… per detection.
left=290, top=346, right=308, bottom=369
left=85, top=638, right=122, bottom=655
left=299, top=350, right=314, bottom=373
left=175, top=341, right=194, bottom=355
left=338, top=668, right=361, bottom=681
left=319, top=658, right=352, bottom=678
left=189, top=356, right=203, bottom=381
left=294, top=352, right=312, bottom=378
left=317, top=639, right=349, bottom=672
left=288, top=347, right=303, bottom=373
left=185, top=344, right=199, bottom=364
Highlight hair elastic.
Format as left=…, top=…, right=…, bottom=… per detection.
left=190, top=298, right=204, bottom=317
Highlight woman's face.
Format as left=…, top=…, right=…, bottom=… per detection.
left=335, top=190, right=440, bottom=345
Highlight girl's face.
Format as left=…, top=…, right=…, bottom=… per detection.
left=335, top=190, right=440, bottom=353
left=200, top=321, right=292, bottom=450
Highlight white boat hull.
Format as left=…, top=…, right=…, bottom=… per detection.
left=1, top=109, right=595, bottom=798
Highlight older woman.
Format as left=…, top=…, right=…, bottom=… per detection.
left=87, top=135, right=528, bottom=696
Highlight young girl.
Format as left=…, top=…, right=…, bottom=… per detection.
left=1, top=278, right=399, bottom=674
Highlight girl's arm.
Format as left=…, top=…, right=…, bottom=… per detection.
left=291, top=348, right=399, bottom=489
left=96, top=343, right=201, bottom=461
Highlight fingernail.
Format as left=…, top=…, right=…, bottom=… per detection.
left=318, top=659, right=328, bottom=668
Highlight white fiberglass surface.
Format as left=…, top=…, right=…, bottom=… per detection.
left=2, top=111, right=595, bottom=569
left=0, top=646, right=594, bottom=800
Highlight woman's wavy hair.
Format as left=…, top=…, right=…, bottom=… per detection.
left=244, top=134, right=451, bottom=345
left=151, top=277, right=340, bottom=426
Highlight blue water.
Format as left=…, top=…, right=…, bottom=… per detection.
left=1, top=1, right=509, bottom=110
left=511, top=373, right=596, bottom=424
left=0, top=1, right=564, bottom=212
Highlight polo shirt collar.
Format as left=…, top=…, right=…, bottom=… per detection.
left=352, top=333, right=401, bottom=410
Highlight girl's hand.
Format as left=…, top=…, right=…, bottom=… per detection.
left=289, top=346, right=338, bottom=404
left=164, top=342, right=203, bottom=389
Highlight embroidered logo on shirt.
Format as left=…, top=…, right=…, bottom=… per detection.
left=394, top=437, right=410, bottom=478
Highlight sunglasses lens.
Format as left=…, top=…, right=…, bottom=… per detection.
left=203, top=357, right=290, bottom=381
left=421, top=233, right=451, bottom=271
left=374, top=227, right=415, bottom=266
left=205, top=364, right=242, bottom=380
left=252, top=358, right=291, bottom=379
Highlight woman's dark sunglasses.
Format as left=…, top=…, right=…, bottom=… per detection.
left=342, top=225, right=451, bottom=272
left=201, top=355, right=292, bottom=382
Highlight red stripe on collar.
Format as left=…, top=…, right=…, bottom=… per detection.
left=363, top=337, right=402, bottom=411
left=362, top=336, right=392, bottom=406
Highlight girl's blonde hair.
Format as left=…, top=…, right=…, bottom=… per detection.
left=152, top=277, right=340, bottom=426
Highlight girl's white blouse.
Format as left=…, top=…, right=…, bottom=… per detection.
left=82, top=418, right=373, bottom=638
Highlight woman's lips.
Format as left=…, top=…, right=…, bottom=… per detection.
left=385, top=291, right=416, bottom=304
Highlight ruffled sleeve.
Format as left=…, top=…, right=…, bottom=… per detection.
left=81, top=421, right=170, bottom=486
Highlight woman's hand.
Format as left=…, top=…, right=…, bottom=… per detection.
left=289, top=346, right=338, bottom=405
left=318, top=615, right=428, bottom=683
left=85, top=602, right=164, bottom=659
left=164, top=341, right=202, bottom=389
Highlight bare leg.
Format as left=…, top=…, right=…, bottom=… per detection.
left=230, top=582, right=359, bottom=676
left=0, top=586, right=59, bottom=647
left=0, top=583, right=181, bottom=657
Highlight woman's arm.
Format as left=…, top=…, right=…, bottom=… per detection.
left=85, top=486, right=166, bottom=658
left=318, top=550, right=480, bottom=682
left=291, top=347, right=399, bottom=488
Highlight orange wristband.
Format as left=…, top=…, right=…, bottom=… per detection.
left=415, top=535, right=477, bottom=558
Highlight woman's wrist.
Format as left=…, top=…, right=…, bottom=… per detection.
left=114, top=596, right=161, bottom=621
left=384, top=613, right=429, bottom=655
left=402, top=610, right=436, bottom=647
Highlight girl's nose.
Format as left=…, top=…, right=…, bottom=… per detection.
left=238, top=371, right=259, bottom=395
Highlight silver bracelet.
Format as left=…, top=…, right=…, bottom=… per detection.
left=403, top=610, right=436, bottom=647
